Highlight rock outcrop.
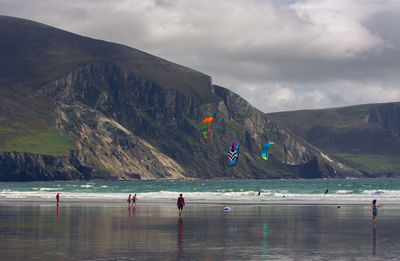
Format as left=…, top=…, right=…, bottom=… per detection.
left=270, top=102, right=400, bottom=177
left=0, top=16, right=360, bottom=181
left=367, top=102, right=400, bottom=136
left=20, top=61, right=355, bottom=180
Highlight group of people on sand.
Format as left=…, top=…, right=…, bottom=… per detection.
left=127, top=193, right=137, bottom=207
left=126, top=193, right=185, bottom=216
left=57, top=192, right=381, bottom=220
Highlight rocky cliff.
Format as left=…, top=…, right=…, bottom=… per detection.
left=367, top=102, right=400, bottom=135
left=20, top=61, right=356, bottom=180
left=0, top=16, right=359, bottom=181
left=270, top=102, right=400, bottom=177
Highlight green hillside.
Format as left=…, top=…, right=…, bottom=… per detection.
left=0, top=15, right=216, bottom=157
left=0, top=90, right=74, bottom=156
left=0, top=15, right=361, bottom=180
left=270, top=103, right=400, bottom=172
left=0, top=16, right=216, bottom=103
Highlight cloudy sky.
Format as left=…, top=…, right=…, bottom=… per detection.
left=1, top=0, right=400, bottom=112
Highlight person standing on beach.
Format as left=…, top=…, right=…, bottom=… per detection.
left=177, top=194, right=185, bottom=216
left=127, top=194, right=131, bottom=206
left=131, top=194, right=137, bottom=207
left=56, top=193, right=60, bottom=204
left=370, top=199, right=383, bottom=223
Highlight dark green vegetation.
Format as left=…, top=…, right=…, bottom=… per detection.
left=0, top=15, right=391, bottom=181
left=0, top=14, right=215, bottom=157
left=0, top=16, right=215, bottom=102
left=0, top=89, right=75, bottom=156
left=270, top=103, right=400, bottom=174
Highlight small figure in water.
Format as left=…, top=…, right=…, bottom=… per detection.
left=127, top=194, right=131, bottom=206
left=258, top=191, right=261, bottom=196
left=177, top=194, right=185, bottom=216
left=56, top=193, right=60, bottom=205
left=324, top=188, right=329, bottom=195
left=131, top=194, right=137, bottom=207
left=370, top=199, right=383, bottom=224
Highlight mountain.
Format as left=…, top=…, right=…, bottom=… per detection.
left=269, top=103, right=400, bottom=177
left=0, top=16, right=358, bottom=181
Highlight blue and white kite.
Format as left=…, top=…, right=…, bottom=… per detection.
left=227, top=141, right=240, bottom=166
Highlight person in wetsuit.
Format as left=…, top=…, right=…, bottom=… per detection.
left=177, top=194, right=185, bottom=216
left=370, top=199, right=383, bottom=224
left=131, top=194, right=137, bottom=207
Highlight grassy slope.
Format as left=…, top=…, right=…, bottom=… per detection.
left=0, top=90, right=75, bottom=156
left=0, top=15, right=218, bottom=157
left=0, top=16, right=216, bottom=102
left=269, top=104, right=400, bottom=172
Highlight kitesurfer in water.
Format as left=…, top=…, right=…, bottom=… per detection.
left=370, top=199, right=383, bottom=224
left=324, top=189, right=329, bottom=195
left=177, top=194, right=185, bottom=216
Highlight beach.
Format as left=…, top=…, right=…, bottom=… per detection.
left=1, top=200, right=399, bottom=261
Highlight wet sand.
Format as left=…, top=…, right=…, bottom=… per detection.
left=0, top=202, right=399, bottom=260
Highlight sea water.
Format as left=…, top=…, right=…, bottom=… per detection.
left=1, top=178, right=400, bottom=203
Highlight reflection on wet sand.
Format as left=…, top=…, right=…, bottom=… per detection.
left=372, top=223, right=377, bottom=256
left=0, top=204, right=399, bottom=260
left=128, top=206, right=137, bottom=218
left=262, top=223, right=269, bottom=260
left=177, top=217, right=184, bottom=260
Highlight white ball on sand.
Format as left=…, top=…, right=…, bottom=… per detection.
left=224, top=207, right=231, bottom=212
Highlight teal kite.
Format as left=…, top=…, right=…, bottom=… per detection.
left=261, top=142, right=274, bottom=160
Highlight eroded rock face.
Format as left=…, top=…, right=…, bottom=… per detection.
left=0, top=151, right=81, bottom=181
left=367, top=103, right=400, bottom=135
left=55, top=102, right=186, bottom=180
left=2, top=62, right=357, bottom=181
left=0, top=16, right=367, bottom=181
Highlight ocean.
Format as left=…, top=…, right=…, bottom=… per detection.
left=1, top=178, right=399, bottom=203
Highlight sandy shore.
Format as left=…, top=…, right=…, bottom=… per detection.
left=1, top=196, right=399, bottom=207
left=1, top=201, right=399, bottom=260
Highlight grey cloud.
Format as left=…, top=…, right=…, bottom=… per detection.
left=1, top=0, right=399, bottom=112
left=233, top=80, right=400, bottom=113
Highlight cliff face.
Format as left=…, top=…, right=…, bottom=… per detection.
left=367, top=102, right=400, bottom=135
left=0, top=151, right=85, bottom=181
left=55, top=102, right=186, bottom=180
left=17, top=61, right=353, bottom=180
left=0, top=16, right=358, bottom=181
left=270, top=102, right=400, bottom=177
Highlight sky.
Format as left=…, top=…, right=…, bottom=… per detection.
left=1, top=0, right=400, bottom=112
